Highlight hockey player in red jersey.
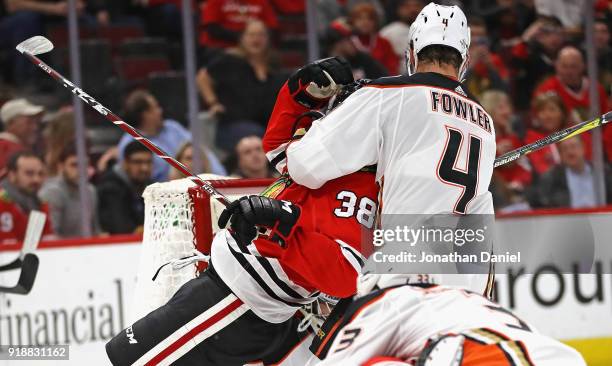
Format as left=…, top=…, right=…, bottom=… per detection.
left=106, top=57, right=381, bottom=365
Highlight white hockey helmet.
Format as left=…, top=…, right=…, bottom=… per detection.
left=406, top=2, right=470, bottom=80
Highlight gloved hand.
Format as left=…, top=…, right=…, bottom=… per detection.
left=288, top=57, right=354, bottom=109
left=218, top=195, right=301, bottom=247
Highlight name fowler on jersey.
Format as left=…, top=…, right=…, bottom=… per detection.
left=430, top=90, right=493, bottom=134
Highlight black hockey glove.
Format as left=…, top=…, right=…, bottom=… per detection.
left=288, top=56, right=354, bottom=109
left=218, top=195, right=301, bottom=247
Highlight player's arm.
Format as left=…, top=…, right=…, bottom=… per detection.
left=263, top=57, right=353, bottom=172
left=218, top=195, right=363, bottom=297
left=286, top=86, right=382, bottom=189
left=317, top=293, right=403, bottom=366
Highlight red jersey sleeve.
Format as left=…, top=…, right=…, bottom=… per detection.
left=262, top=81, right=312, bottom=172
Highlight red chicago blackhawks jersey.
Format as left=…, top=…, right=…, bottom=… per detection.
left=210, top=82, right=380, bottom=323
left=0, top=189, right=53, bottom=243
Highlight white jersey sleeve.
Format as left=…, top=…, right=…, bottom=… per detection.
left=286, top=86, right=382, bottom=189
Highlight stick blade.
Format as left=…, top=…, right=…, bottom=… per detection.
left=16, top=36, right=54, bottom=55
left=0, top=254, right=39, bottom=295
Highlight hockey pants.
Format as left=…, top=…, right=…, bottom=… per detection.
left=106, top=265, right=302, bottom=365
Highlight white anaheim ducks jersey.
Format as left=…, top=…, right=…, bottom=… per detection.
left=287, top=72, right=496, bottom=216
left=318, top=285, right=586, bottom=366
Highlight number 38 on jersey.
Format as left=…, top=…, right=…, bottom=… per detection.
left=334, top=191, right=377, bottom=229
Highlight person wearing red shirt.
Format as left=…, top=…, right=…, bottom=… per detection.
left=0, top=152, right=53, bottom=244
left=534, top=46, right=610, bottom=161
left=524, top=92, right=572, bottom=176
left=348, top=3, right=399, bottom=75
left=199, top=0, right=279, bottom=49
left=482, top=91, right=531, bottom=188
left=481, top=91, right=531, bottom=213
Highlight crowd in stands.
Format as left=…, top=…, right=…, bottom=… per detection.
left=0, top=0, right=611, bottom=242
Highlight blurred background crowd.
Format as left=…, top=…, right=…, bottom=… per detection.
left=0, top=0, right=610, bottom=242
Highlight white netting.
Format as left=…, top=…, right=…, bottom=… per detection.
left=130, top=174, right=225, bottom=321
left=130, top=174, right=271, bottom=322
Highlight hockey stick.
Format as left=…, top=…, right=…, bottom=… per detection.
left=16, top=36, right=231, bottom=207
left=494, top=111, right=611, bottom=168
left=0, top=211, right=46, bottom=294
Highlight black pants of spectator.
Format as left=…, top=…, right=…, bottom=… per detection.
left=106, top=265, right=302, bottom=365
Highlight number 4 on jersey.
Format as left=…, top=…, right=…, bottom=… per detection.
left=437, top=126, right=482, bottom=214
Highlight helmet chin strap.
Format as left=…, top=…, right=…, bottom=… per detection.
left=406, top=48, right=418, bottom=76
left=458, top=53, right=470, bottom=83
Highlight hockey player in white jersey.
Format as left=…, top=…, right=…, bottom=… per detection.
left=287, top=2, right=494, bottom=216
left=287, top=3, right=495, bottom=214
left=285, top=2, right=496, bottom=293
left=316, top=274, right=586, bottom=366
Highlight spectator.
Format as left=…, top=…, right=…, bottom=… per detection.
left=199, top=0, right=278, bottom=50
left=348, top=3, right=399, bottom=74
left=41, top=109, right=75, bottom=177
left=168, top=141, right=214, bottom=181
left=197, top=20, right=286, bottom=151
left=465, top=17, right=510, bottom=99
left=39, top=144, right=101, bottom=238
left=0, top=98, right=44, bottom=177
left=97, top=141, right=153, bottom=234
left=118, top=90, right=225, bottom=181
left=524, top=92, right=568, bottom=176
left=380, top=0, right=425, bottom=74
left=534, top=0, right=585, bottom=34
left=510, top=16, right=565, bottom=109
left=0, top=152, right=53, bottom=243
left=478, top=0, right=536, bottom=47
left=530, top=137, right=612, bottom=208
left=534, top=46, right=610, bottom=160
left=535, top=46, right=609, bottom=120
left=481, top=90, right=531, bottom=210
left=316, top=0, right=384, bottom=37
left=594, top=18, right=611, bottom=95
left=229, top=136, right=275, bottom=179
left=326, top=22, right=388, bottom=80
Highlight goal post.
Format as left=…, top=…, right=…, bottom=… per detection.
left=130, top=175, right=275, bottom=321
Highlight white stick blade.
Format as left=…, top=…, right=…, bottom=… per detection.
left=16, top=36, right=54, bottom=55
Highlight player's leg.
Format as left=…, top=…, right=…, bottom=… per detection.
left=106, top=265, right=297, bottom=365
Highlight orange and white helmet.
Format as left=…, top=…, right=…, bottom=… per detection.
left=406, top=2, right=470, bottom=80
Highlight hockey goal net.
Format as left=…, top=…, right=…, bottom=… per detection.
left=130, top=174, right=274, bottom=321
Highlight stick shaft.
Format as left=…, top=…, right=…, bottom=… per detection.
left=494, top=111, right=611, bottom=168
left=21, top=51, right=230, bottom=206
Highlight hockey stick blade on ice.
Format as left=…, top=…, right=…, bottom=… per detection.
left=16, top=36, right=231, bottom=207
left=495, top=111, right=611, bottom=168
